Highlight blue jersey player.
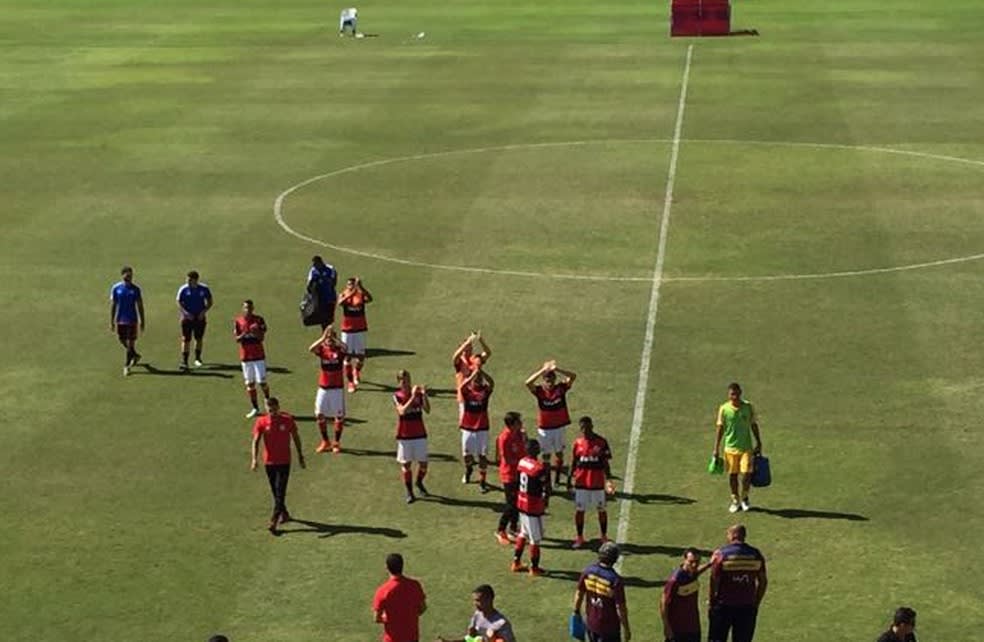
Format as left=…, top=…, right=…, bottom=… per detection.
left=109, top=266, right=145, bottom=376
left=307, top=255, right=338, bottom=329
left=176, top=270, right=213, bottom=370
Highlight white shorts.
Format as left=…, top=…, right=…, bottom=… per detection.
left=574, top=489, right=607, bottom=512
left=460, top=429, right=489, bottom=458
left=519, top=513, right=544, bottom=544
left=396, top=438, right=428, bottom=464
left=315, top=387, right=345, bottom=418
left=241, top=360, right=267, bottom=384
left=537, top=427, right=566, bottom=455
left=341, top=331, right=366, bottom=355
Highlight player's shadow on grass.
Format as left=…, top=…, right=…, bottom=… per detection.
left=611, top=491, right=696, bottom=505
left=422, top=494, right=502, bottom=512
left=750, top=507, right=869, bottom=522
left=202, top=363, right=292, bottom=374
left=540, top=568, right=666, bottom=589
left=293, top=416, right=368, bottom=425
left=341, top=447, right=457, bottom=462
left=365, top=347, right=416, bottom=358
left=280, top=519, right=406, bottom=539
left=137, top=364, right=234, bottom=379
left=537, top=539, right=712, bottom=559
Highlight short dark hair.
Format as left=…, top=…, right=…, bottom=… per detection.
left=473, top=584, right=495, bottom=601
left=187, top=270, right=199, bottom=280
left=312, top=255, right=324, bottom=265
left=207, top=636, right=229, bottom=642
left=120, top=265, right=133, bottom=275
left=893, top=607, right=916, bottom=626
left=503, top=411, right=522, bottom=427
left=526, top=439, right=541, bottom=455
left=243, top=299, right=254, bottom=306
left=683, top=547, right=701, bottom=559
left=386, top=553, right=404, bottom=575
left=728, top=382, right=742, bottom=395
left=578, top=416, right=593, bottom=430
left=267, top=396, right=279, bottom=408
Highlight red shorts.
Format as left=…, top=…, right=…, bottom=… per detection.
left=116, top=323, right=137, bottom=342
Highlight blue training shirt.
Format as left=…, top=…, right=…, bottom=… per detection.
left=307, top=264, right=337, bottom=302
left=176, top=283, right=212, bottom=318
left=111, top=281, right=142, bottom=324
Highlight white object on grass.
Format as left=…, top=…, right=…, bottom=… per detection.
left=416, top=32, right=426, bottom=38
left=355, top=33, right=365, bottom=38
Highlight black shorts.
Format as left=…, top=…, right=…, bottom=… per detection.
left=708, top=604, right=758, bottom=642
left=667, top=633, right=701, bottom=642
left=181, top=318, right=207, bottom=341
left=587, top=631, right=621, bottom=642
left=116, top=323, right=137, bottom=342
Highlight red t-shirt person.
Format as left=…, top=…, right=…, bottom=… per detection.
left=497, top=428, right=527, bottom=484
left=316, top=343, right=346, bottom=389
left=532, top=381, right=571, bottom=429
left=235, top=314, right=266, bottom=362
left=252, top=413, right=298, bottom=465
left=372, top=574, right=426, bottom=642
left=571, top=433, right=612, bottom=490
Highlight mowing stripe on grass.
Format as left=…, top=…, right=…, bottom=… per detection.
left=615, top=43, right=694, bottom=569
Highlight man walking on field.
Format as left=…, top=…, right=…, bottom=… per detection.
left=712, top=382, right=763, bottom=513
left=109, top=265, right=145, bottom=376
left=310, top=326, right=348, bottom=453
left=250, top=397, right=305, bottom=534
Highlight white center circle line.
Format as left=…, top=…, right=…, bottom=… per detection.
left=273, top=138, right=984, bottom=283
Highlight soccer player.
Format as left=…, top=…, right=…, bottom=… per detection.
left=109, top=265, right=145, bottom=376
left=339, top=7, right=358, bottom=36
left=525, top=360, right=577, bottom=486
left=494, top=412, right=526, bottom=545
left=876, top=607, right=918, bottom=642
left=569, top=416, right=613, bottom=549
left=250, top=397, right=305, bottom=534
left=458, top=367, right=495, bottom=492
left=452, top=331, right=492, bottom=418
left=708, top=524, right=768, bottom=642
left=234, top=299, right=270, bottom=418
left=712, top=382, right=763, bottom=513
left=393, top=369, right=431, bottom=504
left=372, top=553, right=427, bottom=642
left=512, top=439, right=549, bottom=576
left=436, top=584, right=516, bottom=642
left=307, top=255, right=338, bottom=329
left=309, top=325, right=347, bottom=454
left=176, top=270, right=212, bottom=370
left=661, top=548, right=713, bottom=642
left=573, top=542, right=631, bottom=642
left=337, top=276, right=373, bottom=392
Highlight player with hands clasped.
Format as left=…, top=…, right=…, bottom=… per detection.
left=526, top=359, right=577, bottom=487
left=394, top=370, right=431, bottom=504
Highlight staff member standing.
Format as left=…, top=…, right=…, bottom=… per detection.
left=574, top=542, right=631, bottom=642
left=307, top=255, right=338, bottom=329
left=708, top=524, right=768, bottom=642
left=712, top=383, right=763, bottom=513
left=176, top=270, right=212, bottom=370
left=250, top=397, right=305, bottom=534
left=661, top=548, right=712, bottom=642
left=372, top=553, right=427, bottom=642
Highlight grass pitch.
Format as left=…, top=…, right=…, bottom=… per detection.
left=3, top=0, right=984, bottom=640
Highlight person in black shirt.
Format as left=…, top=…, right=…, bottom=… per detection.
left=876, top=607, right=917, bottom=642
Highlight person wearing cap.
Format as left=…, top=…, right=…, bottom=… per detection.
left=708, top=524, right=767, bottom=642
left=573, top=542, right=631, bottom=642
left=876, top=607, right=917, bottom=642
left=307, top=255, right=338, bottom=329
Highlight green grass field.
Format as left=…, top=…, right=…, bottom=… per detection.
left=3, top=0, right=984, bottom=640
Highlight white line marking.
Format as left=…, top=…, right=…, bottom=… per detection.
left=273, top=139, right=984, bottom=283
left=615, top=44, right=694, bottom=568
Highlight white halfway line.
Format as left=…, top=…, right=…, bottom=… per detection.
left=615, top=43, right=694, bottom=568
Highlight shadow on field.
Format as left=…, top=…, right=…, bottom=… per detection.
left=750, top=507, right=869, bottom=522
left=342, top=447, right=457, bottom=462
left=293, top=415, right=368, bottom=425
left=281, top=519, right=406, bottom=539
left=365, top=347, right=416, bottom=358
left=202, top=363, right=292, bottom=374
left=356, top=379, right=457, bottom=398
left=538, top=538, right=712, bottom=559
left=137, top=364, right=233, bottom=379
left=539, top=568, right=666, bottom=588
left=422, top=494, right=502, bottom=512
left=612, top=491, right=696, bottom=505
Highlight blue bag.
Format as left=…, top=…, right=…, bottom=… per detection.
left=751, top=454, right=771, bottom=487
left=569, top=612, right=585, bottom=640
